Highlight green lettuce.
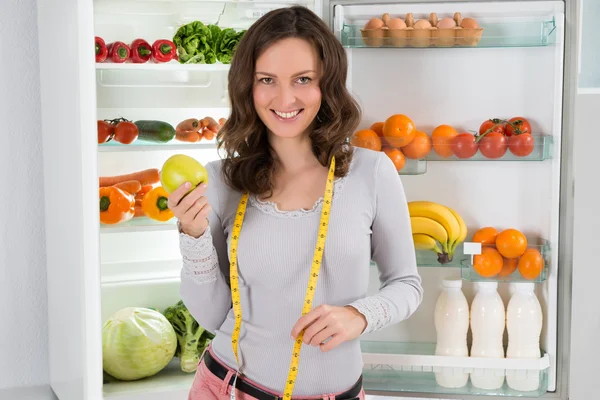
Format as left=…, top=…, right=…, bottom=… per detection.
left=173, top=21, right=246, bottom=65
left=216, top=28, right=246, bottom=64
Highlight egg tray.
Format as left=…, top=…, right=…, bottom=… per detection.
left=360, top=12, right=483, bottom=48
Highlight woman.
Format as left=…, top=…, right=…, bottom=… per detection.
left=169, top=6, right=423, bottom=400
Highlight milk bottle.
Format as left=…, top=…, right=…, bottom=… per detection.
left=470, top=281, right=505, bottom=390
left=434, top=279, right=469, bottom=388
left=506, top=282, right=543, bottom=391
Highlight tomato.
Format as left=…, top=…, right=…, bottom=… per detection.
left=479, top=118, right=505, bottom=136
left=113, top=121, right=139, bottom=144
left=98, top=120, right=114, bottom=144
left=451, top=133, right=479, bottom=159
left=505, top=117, right=531, bottom=137
left=160, top=154, right=208, bottom=194
left=478, top=132, right=507, bottom=159
left=508, top=133, right=535, bottom=157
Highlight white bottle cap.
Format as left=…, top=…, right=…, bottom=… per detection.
left=513, top=282, right=535, bottom=292
left=442, top=278, right=463, bottom=288
left=476, top=281, right=498, bottom=291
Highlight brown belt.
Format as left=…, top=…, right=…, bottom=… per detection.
left=202, top=350, right=363, bottom=400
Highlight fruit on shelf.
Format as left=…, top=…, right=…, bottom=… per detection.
left=508, top=132, right=535, bottom=157
left=505, top=117, right=531, bottom=137
left=431, top=124, right=458, bottom=158
left=382, top=146, right=405, bottom=171
left=451, top=132, right=479, bottom=159
left=108, top=41, right=131, bottom=63
left=382, top=114, right=416, bottom=148
left=130, top=38, right=153, bottom=64
left=160, top=154, right=209, bottom=194
left=401, top=130, right=431, bottom=159
left=95, top=36, right=108, bottom=63
left=142, top=186, right=175, bottom=222
left=479, top=118, right=506, bottom=136
left=134, top=120, right=176, bottom=143
left=350, top=129, right=382, bottom=151
left=99, top=186, right=135, bottom=225
left=476, top=131, right=507, bottom=159
left=470, top=226, right=544, bottom=280
left=408, top=201, right=467, bottom=264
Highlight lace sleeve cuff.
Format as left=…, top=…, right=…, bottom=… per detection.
left=347, top=295, right=395, bottom=335
left=179, top=223, right=220, bottom=284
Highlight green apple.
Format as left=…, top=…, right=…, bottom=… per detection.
left=160, top=154, right=208, bottom=194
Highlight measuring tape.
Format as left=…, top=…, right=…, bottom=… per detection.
left=228, top=156, right=336, bottom=399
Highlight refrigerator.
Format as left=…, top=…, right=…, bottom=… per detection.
left=35, top=0, right=576, bottom=399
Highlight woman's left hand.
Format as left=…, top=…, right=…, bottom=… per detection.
left=290, top=304, right=367, bottom=352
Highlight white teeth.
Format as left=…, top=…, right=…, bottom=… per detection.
left=274, top=110, right=300, bottom=119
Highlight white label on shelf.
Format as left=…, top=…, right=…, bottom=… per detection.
left=463, top=241, right=482, bottom=255
left=244, top=8, right=274, bottom=19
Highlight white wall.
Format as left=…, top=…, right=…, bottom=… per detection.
left=0, top=0, right=49, bottom=391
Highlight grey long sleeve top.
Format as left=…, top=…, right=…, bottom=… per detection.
left=179, top=147, right=423, bottom=396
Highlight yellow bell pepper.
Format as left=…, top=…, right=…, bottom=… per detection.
left=142, top=186, right=174, bottom=222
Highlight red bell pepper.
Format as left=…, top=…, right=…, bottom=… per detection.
left=95, top=36, right=108, bottom=63
left=151, top=39, right=178, bottom=63
left=108, top=41, right=131, bottom=63
left=130, top=39, right=152, bottom=63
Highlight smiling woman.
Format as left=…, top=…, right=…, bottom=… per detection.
left=168, top=5, right=423, bottom=400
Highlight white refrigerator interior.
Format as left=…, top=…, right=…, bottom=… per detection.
left=35, top=0, right=573, bottom=399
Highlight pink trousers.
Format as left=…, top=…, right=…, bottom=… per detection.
left=188, top=347, right=366, bottom=400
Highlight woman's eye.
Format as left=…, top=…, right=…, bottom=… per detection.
left=260, top=77, right=273, bottom=84
left=297, top=77, right=312, bottom=84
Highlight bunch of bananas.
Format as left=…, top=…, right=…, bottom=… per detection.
left=408, top=201, right=467, bottom=264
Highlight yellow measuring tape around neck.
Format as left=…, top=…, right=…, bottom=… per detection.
left=228, top=156, right=336, bottom=399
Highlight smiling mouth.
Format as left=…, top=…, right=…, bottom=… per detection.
left=272, top=109, right=303, bottom=120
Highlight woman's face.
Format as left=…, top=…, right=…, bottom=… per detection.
left=253, top=37, right=322, bottom=140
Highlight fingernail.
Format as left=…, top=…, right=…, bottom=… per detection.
left=201, top=183, right=208, bottom=188
left=185, top=182, right=191, bottom=188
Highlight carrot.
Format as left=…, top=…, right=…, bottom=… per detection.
left=136, top=185, right=153, bottom=200
left=203, top=129, right=215, bottom=141
left=176, top=130, right=199, bottom=143
left=203, top=116, right=220, bottom=133
left=219, top=117, right=227, bottom=126
left=112, top=180, right=142, bottom=195
left=176, top=118, right=200, bottom=133
left=134, top=204, right=145, bottom=218
left=200, top=118, right=209, bottom=128
left=99, top=168, right=160, bottom=187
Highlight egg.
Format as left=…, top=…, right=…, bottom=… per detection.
left=461, top=17, right=479, bottom=29
left=414, top=19, right=432, bottom=29
left=364, top=17, right=384, bottom=30
left=437, top=17, right=457, bottom=29
left=387, top=18, right=407, bottom=29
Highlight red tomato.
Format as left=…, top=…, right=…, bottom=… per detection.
left=451, top=133, right=479, bottom=159
left=478, top=132, right=507, bottom=159
left=479, top=119, right=505, bottom=136
left=98, top=120, right=114, bottom=144
left=505, top=117, right=531, bottom=137
left=113, top=121, right=139, bottom=144
left=508, top=133, right=535, bottom=157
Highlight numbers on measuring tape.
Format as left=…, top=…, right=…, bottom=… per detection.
left=229, top=158, right=336, bottom=399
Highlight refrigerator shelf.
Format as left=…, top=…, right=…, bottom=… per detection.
left=424, top=134, right=553, bottom=161
left=459, top=238, right=550, bottom=283
left=100, top=217, right=178, bottom=233
left=361, top=341, right=549, bottom=397
left=96, top=62, right=230, bottom=72
left=98, top=139, right=217, bottom=152
left=340, top=18, right=557, bottom=49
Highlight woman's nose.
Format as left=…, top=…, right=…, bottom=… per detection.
left=278, top=84, right=297, bottom=109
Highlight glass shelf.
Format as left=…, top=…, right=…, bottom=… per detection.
left=98, top=139, right=217, bottom=152
left=100, top=217, right=177, bottom=233
left=460, top=239, right=550, bottom=283
left=424, top=134, right=553, bottom=161
left=96, top=62, right=230, bottom=71
left=342, top=18, right=557, bottom=49
left=397, top=158, right=427, bottom=175
left=360, top=341, right=550, bottom=397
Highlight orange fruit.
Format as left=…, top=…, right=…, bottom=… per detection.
left=370, top=122, right=384, bottom=137
left=518, top=248, right=544, bottom=280
left=473, top=247, right=503, bottom=278
left=401, top=130, right=432, bottom=159
left=382, top=146, right=406, bottom=171
left=432, top=124, right=458, bottom=158
left=496, top=229, right=527, bottom=258
left=472, top=227, right=498, bottom=245
left=498, top=257, right=518, bottom=277
left=350, top=129, right=382, bottom=151
left=382, top=114, right=416, bottom=148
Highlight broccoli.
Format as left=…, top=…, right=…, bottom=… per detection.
left=163, top=300, right=215, bottom=373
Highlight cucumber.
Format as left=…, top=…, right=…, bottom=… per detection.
left=134, top=120, right=176, bottom=143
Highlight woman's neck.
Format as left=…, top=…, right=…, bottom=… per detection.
left=269, top=133, right=320, bottom=174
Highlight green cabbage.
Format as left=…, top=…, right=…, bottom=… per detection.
left=102, top=307, right=177, bottom=381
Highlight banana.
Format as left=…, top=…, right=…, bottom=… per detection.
left=410, top=216, right=449, bottom=252
left=408, top=201, right=461, bottom=250
left=446, top=206, right=468, bottom=258
left=413, top=233, right=443, bottom=254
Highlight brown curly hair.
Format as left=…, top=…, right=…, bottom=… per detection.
left=217, top=6, right=361, bottom=195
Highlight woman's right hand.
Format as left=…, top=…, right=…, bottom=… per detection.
left=168, top=182, right=212, bottom=238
